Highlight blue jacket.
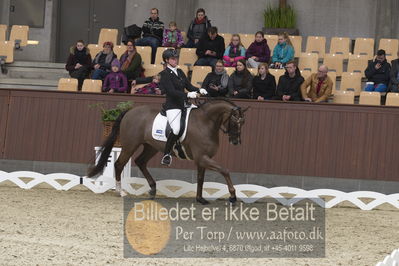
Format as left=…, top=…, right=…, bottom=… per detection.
left=272, top=42, right=294, bottom=63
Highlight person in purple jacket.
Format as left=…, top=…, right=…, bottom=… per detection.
left=102, top=59, right=128, bottom=93
left=245, top=31, right=271, bottom=68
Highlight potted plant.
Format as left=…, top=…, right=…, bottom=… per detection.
left=90, top=101, right=133, bottom=146
left=263, top=0, right=298, bottom=36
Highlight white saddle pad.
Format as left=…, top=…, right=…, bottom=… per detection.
left=152, top=106, right=196, bottom=142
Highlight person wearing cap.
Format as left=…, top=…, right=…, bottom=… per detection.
left=364, top=49, right=391, bottom=92
left=159, top=49, right=208, bottom=166
left=102, top=59, right=128, bottom=93
left=92, top=41, right=117, bottom=80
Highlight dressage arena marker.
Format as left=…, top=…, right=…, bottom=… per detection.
left=0, top=147, right=398, bottom=211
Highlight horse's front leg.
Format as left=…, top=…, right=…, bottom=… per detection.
left=196, top=166, right=209, bottom=205
left=198, top=155, right=237, bottom=203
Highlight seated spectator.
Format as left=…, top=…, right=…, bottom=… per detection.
left=132, top=74, right=162, bottom=95
left=92, top=41, right=117, bottom=80
left=270, top=32, right=294, bottom=69
left=228, top=59, right=253, bottom=99
left=119, top=40, right=142, bottom=81
left=195, top=27, right=225, bottom=67
left=364, top=49, right=391, bottom=92
left=186, top=8, right=211, bottom=48
left=202, top=60, right=229, bottom=97
left=223, top=34, right=246, bottom=67
left=300, top=65, right=332, bottom=102
left=273, top=61, right=304, bottom=101
left=135, top=8, right=164, bottom=64
left=252, top=63, right=276, bottom=100
left=162, top=21, right=184, bottom=48
left=390, top=51, right=399, bottom=92
left=246, top=31, right=271, bottom=68
left=65, top=40, right=92, bottom=90
left=102, top=59, right=128, bottom=93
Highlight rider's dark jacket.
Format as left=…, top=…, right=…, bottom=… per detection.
left=160, top=67, right=198, bottom=110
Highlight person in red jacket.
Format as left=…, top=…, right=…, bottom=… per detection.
left=65, top=40, right=92, bottom=90
left=245, top=31, right=271, bottom=68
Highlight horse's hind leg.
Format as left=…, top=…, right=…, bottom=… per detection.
left=134, top=144, right=158, bottom=198
left=115, top=145, right=139, bottom=197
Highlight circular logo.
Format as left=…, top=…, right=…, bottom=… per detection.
left=125, top=200, right=171, bottom=255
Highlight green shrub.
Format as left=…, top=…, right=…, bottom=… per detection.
left=90, top=101, right=133, bottom=121
left=264, top=4, right=296, bottom=28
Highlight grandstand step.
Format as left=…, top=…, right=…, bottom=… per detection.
left=0, top=78, right=58, bottom=90
left=8, top=61, right=66, bottom=70
left=5, top=67, right=69, bottom=80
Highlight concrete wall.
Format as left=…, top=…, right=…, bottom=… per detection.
left=0, top=0, right=10, bottom=25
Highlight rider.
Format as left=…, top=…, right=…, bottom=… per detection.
left=159, top=49, right=208, bottom=166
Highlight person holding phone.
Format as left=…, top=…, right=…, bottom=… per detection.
left=364, top=49, right=391, bottom=92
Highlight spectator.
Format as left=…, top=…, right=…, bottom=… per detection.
left=102, top=59, right=128, bottom=93
left=92, top=41, right=117, bottom=80
left=186, top=8, right=211, bottom=48
left=195, top=27, right=225, bottom=67
left=65, top=40, right=92, bottom=90
left=273, top=61, right=304, bottom=101
left=246, top=31, right=271, bottom=68
left=300, top=65, right=332, bottom=102
left=223, top=34, right=246, bottom=67
left=364, top=49, right=391, bottom=92
left=135, top=8, right=164, bottom=64
left=252, top=63, right=276, bottom=100
left=270, top=32, right=294, bottom=69
left=228, top=59, right=253, bottom=99
left=132, top=74, right=162, bottom=95
left=119, top=40, right=142, bottom=81
left=390, top=51, right=399, bottom=92
left=162, top=21, right=184, bottom=48
left=202, top=59, right=229, bottom=97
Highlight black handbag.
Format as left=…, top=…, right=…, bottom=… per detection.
left=122, top=24, right=142, bottom=44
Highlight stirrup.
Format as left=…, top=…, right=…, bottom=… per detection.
left=161, top=154, right=172, bottom=166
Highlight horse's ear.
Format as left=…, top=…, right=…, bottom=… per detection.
left=242, top=106, right=250, bottom=113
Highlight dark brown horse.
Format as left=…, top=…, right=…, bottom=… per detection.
left=88, top=98, right=247, bottom=204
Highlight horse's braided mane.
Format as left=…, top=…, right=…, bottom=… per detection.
left=196, top=97, right=238, bottom=108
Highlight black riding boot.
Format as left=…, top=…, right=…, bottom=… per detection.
left=161, top=133, right=179, bottom=166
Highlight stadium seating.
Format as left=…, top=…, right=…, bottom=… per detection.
left=353, top=38, right=374, bottom=60
left=143, top=64, right=163, bottom=77
left=269, top=69, right=285, bottom=83
left=155, top=47, right=173, bottom=65
left=239, top=33, right=253, bottom=49
left=178, top=48, right=197, bottom=70
left=82, top=79, right=102, bottom=92
left=299, top=53, right=319, bottom=73
left=300, top=70, right=311, bottom=81
left=347, top=54, right=368, bottom=77
left=305, top=36, right=326, bottom=58
left=9, top=25, right=29, bottom=47
left=181, top=31, right=187, bottom=43
left=57, top=78, right=78, bottom=91
left=329, top=37, right=350, bottom=59
left=333, top=90, right=355, bottom=104
left=359, top=91, right=381, bottom=105
left=113, top=45, right=126, bottom=59
left=323, top=53, right=344, bottom=76
left=328, top=72, right=337, bottom=94
left=248, top=68, right=257, bottom=76
left=191, top=66, right=212, bottom=86
left=225, top=67, right=235, bottom=76
left=136, top=46, right=152, bottom=67
left=98, top=28, right=118, bottom=46
left=385, top=93, right=399, bottom=106
left=0, top=41, right=14, bottom=63
left=87, top=44, right=103, bottom=59
left=265, top=35, right=278, bottom=50
left=0, top=25, right=6, bottom=42
left=290, top=35, right=302, bottom=56
left=219, top=33, right=232, bottom=47
left=340, top=72, right=362, bottom=96
left=177, top=65, right=188, bottom=76
left=378, top=38, right=398, bottom=59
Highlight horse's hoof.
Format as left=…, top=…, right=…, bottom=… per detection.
left=196, top=197, right=210, bottom=205
left=229, top=196, right=237, bottom=204
left=149, top=187, right=156, bottom=199
left=120, top=190, right=128, bottom=197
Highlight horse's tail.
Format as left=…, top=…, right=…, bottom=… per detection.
left=87, top=110, right=129, bottom=178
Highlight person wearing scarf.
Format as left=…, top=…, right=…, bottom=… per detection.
left=228, top=59, right=253, bottom=99
left=186, top=8, right=212, bottom=48
left=202, top=59, right=229, bottom=97
left=119, top=40, right=142, bottom=81
left=223, top=34, right=246, bottom=67
left=65, top=40, right=92, bottom=90
left=92, top=41, right=117, bottom=80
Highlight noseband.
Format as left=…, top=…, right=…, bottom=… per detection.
left=220, top=106, right=243, bottom=138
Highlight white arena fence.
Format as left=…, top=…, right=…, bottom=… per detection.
left=0, top=147, right=398, bottom=211
left=376, top=249, right=399, bottom=266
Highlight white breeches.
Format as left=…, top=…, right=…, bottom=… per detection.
left=166, top=109, right=182, bottom=135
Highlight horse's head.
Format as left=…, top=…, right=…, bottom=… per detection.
left=225, top=106, right=248, bottom=145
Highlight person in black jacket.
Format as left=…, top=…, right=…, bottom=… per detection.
left=194, top=27, right=225, bottom=67
left=186, top=8, right=211, bottom=48
left=135, top=8, right=164, bottom=64
left=159, top=49, right=208, bottom=166
left=228, top=59, right=253, bottom=99
left=273, top=61, right=304, bottom=101
left=252, top=63, right=276, bottom=100
left=65, top=40, right=92, bottom=90
left=389, top=51, right=399, bottom=92
left=364, top=49, right=391, bottom=92
left=202, top=60, right=229, bottom=97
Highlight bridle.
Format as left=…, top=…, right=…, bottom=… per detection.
left=220, top=106, right=243, bottom=139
